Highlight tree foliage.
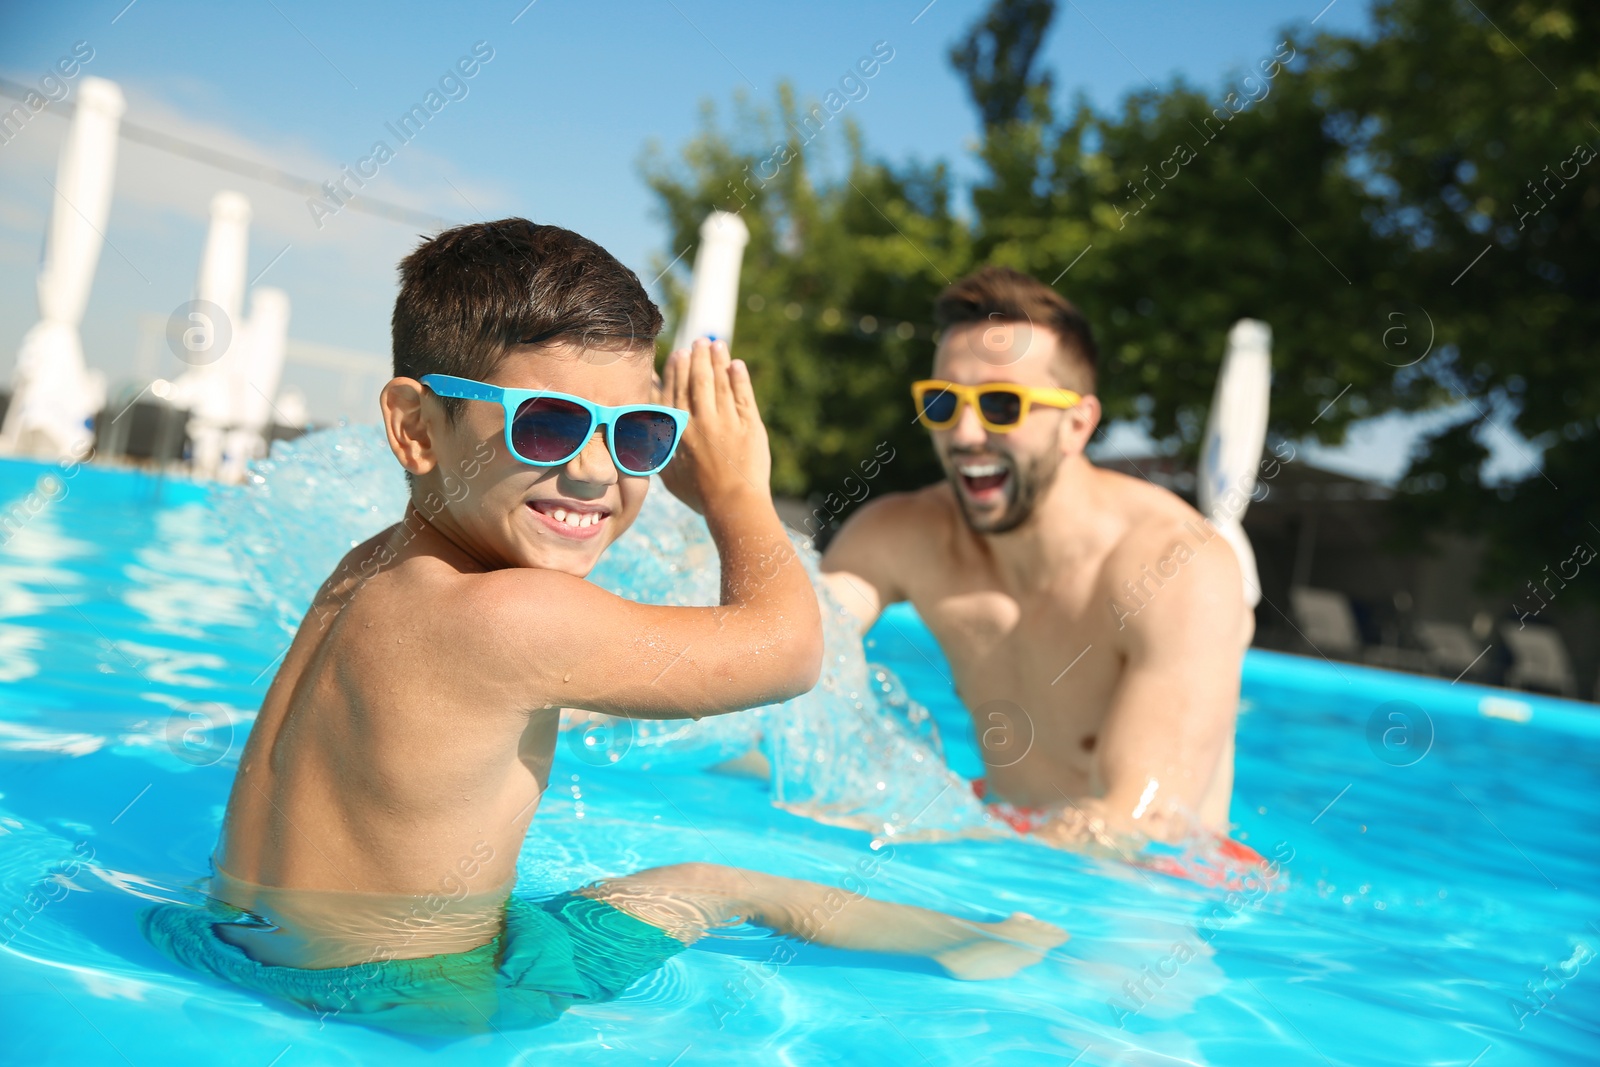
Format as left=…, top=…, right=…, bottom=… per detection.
left=644, top=0, right=1598, bottom=588
left=1314, top=0, right=1599, bottom=590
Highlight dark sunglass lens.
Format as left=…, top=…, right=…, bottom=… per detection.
left=613, top=411, right=679, bottom=473
left=921, top=388, right=959, bottom=424
left=978, top=390, right=1023, bottom=425
left=511, top=397, right=592, bottom=463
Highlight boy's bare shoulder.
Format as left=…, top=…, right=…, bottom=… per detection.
left=311, top=527, right=595, bottom=704
left=315, top=523, right=577, bottom=637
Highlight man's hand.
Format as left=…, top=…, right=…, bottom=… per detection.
left=657, top=339, right=771, bottom=515
left=1032, top=797, right=1142, bottom=854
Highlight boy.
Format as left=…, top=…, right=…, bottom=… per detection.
left=143, top=221, right=1064, bottom=1035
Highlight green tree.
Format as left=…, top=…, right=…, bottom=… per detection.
left=641, top=87, right=967, bottom=505
left=1313, top=0, right=1599, bottom=594
left=645, top=0, right=1598, bottom=588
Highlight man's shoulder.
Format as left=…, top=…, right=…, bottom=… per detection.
left=1092, top=467, right=1211, bottom=556
left=826, top=483, right=959, bottom=560
left=1092, top=469, right=1242, bottom=615
left=820, top=483, right=961, bottom=596
left=849, top=482, right=958, bottom=531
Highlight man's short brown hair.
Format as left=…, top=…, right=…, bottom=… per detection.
left=392, top=219, right=663, bottom=420
left=933, top=266, right=1098, bottom=393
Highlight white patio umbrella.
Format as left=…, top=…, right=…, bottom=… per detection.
left=220, top=286, right=290, bottom=482
left=170, top=190, right=251, bottom=478
left=0, top=77, right=125, bottom=459
left=671, top=211, right=750, bottom=352
left=1197, top=319, right=1272, bottom=607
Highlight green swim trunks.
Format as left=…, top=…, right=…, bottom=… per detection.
left=140, top=892, right=686, bottom=1036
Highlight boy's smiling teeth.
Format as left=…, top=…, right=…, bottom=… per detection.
left=549, top=507, right=600, bottom=527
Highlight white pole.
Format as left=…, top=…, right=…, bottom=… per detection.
left=1197, top=319, right=1272, bottom=607
left=171, top=190, right=251, bottom=478
left=672, top=211, right=750, bottom=352
left=0, top=76, right=124, bottom=459
left=221, top=286, right=290, bottom=481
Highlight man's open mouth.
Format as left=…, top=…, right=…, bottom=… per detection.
left=528, top=499, right=610, bottom=539
left=956, top=460, right=1011, bottom=502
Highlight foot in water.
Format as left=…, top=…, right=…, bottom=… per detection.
left=933, top=912, right=1069, bottom=980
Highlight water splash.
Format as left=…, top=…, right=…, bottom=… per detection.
left=215, top=425, right=987, bottom=839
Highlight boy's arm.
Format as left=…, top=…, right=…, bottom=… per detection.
left=466, top=340, right=823, bottom=719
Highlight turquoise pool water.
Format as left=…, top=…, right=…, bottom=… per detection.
left=2, top=432, right=1597, bottom=1066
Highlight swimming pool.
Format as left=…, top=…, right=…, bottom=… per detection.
left=2, top=431, right=1597, bottom=1066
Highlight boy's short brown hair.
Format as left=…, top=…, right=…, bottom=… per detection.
left=392, top=219, right=663, bottom=420
left=933, top=266, right=1098, bottom=393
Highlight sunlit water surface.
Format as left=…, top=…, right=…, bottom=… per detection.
left=2, top=428, right=1597, bottom=1066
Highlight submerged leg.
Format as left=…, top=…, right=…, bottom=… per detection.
left=582, top=862, right=1067, bottom=980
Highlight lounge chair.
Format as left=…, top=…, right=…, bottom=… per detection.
left=1289, top=587, right=1362, bottom=658
left=1415, top=621, right=1490, bottom=680
left=1499, top=624, right=1577, bottom=697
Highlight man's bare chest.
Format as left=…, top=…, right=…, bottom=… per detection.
left=914, top=586, right=1123, bottom=741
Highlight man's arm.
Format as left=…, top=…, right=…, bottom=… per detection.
left=457, top=340, right=823, bottom=720
left=1046, top=522, right=1247, bottom=845
left=818, top=493, right=918, bottom=635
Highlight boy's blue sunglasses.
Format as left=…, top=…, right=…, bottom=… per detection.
left=420, top=373, right=689, bottom=477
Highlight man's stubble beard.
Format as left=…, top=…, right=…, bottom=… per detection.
left=946, top=444, right=1064, bottom=536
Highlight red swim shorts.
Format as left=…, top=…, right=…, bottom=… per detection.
left=970, top=777, right=1270, bottom=889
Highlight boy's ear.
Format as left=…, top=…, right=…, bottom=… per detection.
left=381, top=377, right=439, bottom=476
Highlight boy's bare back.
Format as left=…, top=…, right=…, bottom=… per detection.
left=217, top=522, right=558, bottom=898
left=215, top=338, right=822, bottom=911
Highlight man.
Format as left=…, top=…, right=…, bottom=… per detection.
left=821, top=267, right=1253, bottom=856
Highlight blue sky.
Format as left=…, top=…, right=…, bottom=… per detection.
left=4, top=0, right=1496, bottom=483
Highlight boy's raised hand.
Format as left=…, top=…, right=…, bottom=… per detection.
left=468, top=335, right=820, bottom=719
left=657, top=339, right=771, bottom=514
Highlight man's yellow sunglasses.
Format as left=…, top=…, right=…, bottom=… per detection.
left=911, top=379, right=1083, bottom=433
